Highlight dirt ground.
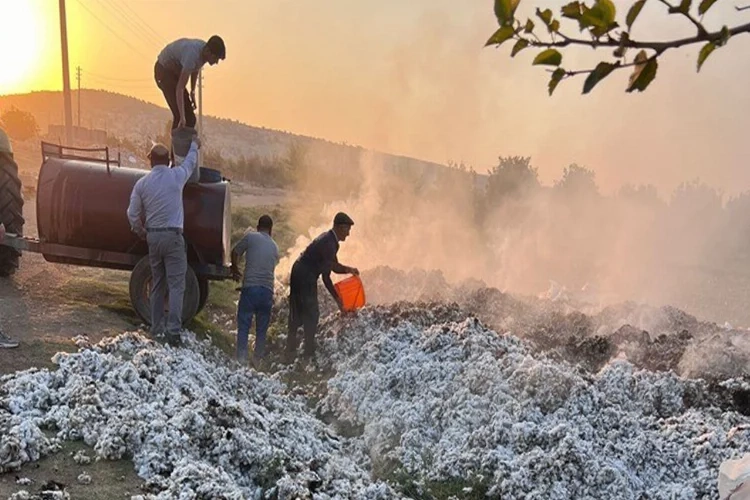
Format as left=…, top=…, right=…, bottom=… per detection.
left=0, top=145, right=147, bottom=498
left=0, top=441, right=143, bottom=500
left=0, top=191, right=139, bottom=375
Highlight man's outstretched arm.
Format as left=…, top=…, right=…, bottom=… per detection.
left=322, top=272, right=342, bottom=310
left=332, top=258, right=358, bottom=275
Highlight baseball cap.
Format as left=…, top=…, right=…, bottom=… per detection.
left=333, top=212, right=354, bottom=226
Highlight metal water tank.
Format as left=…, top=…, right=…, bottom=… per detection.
left=36, top=157, right=231, bottom=271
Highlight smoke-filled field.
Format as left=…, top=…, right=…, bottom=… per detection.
left=3, top=265, right=749, bottom=499
left=5, top=142, right=750, bottom=498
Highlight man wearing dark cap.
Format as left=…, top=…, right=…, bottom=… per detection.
left=231, top=215, right=279, bottom=367
left=286, top=212, right=359, bottom=361
left=154, top=35, right=226, bottom=131
left=127, top=136, right=201, bottom=345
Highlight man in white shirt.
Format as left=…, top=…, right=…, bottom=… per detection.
left=126, top=138, right=201, bottom=345
left=154, top=36, right=226, bottom=131
left=231, top=215, right=280, bottom=367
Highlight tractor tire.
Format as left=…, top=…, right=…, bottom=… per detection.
left=0, top=152, right=24, bottom=277
left=129, top=256, right=201, bottom=328
left=197, top=276, right=209, bottom=314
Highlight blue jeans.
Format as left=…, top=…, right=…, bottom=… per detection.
left=237, top=286, right=273, bottom=362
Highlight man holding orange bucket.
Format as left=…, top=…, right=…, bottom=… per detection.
left=286, top=212, right=359, bottom=361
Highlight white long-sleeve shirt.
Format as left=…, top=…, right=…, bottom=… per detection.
left=127, top=142, right=198, bottom=236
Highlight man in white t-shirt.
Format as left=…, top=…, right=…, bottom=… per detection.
left=153, top=36, right=226, bottom=131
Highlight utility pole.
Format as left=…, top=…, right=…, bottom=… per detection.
left=198, top=69, right=203, bottom=165
left=59, top=0, right=73, bottom=144
left=76, top=66, right=81, bottom=128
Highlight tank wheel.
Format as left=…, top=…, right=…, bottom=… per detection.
left=0, top=152, right=24, bottom=277
left=129, top=256, right=201, bottom=328
left=197, top=276, right=209, bottom=314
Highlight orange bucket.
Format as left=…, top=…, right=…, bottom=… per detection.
left=334, top=275, right=366, bottom=312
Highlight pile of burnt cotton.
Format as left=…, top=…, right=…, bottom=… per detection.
left=0, top=332, right=395, bottom=499
left=356, top=267, right=750, bottom=381
left=316, top=305, right=750, bottom=499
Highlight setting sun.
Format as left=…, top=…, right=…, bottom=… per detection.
left=0, top=1, right=43, bottom=94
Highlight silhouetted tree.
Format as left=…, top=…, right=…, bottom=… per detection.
left=485, top=155, right=540, bottom=206
left=0, top=107, right=39, bottom=141
left=554, top=163, right=599, bottom=199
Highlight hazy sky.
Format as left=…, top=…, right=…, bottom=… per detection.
left=3, top=0, right=750, bottom=196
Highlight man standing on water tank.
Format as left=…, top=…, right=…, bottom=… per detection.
left=153, top=35, right=226, bottom=132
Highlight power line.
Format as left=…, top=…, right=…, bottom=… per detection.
left=84, top=70, right=151, bottom=83
left=116, top=0, right=166, bottom=46
left=74, top=0, right=150, bottom=60
left=83, top=71, right=156, bottom=90
left=85, top=79, right=156, bottom=90
left=100, top=0, right=164, bottom=51
left=76, top=65, right=81, bottom=127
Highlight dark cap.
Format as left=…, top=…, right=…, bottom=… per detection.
left=206, top=35, right=226, bottom=59
left=333, top=212, right=354, bottom=226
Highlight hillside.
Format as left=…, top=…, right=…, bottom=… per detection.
left=0, top=90, right=479, bottom=189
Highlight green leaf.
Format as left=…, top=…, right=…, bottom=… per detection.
left=580, top=0, right=616, bottom=30
left=590, top=21, right=619, bottom=38
left=576, top=4, right=590, bottom=30
left=680, top=0, right=692, bottom=12
left=697, top=41, right=716, bottom=71
left=495, top=0, right=522, bottom=25
left=495, top=0, right=513, bottom=25
left=582, top=61, right=619, bottom=94
left=533, top=48, right=562, bottom=66
left=548, top=68, right=566, bottom=96
left=485, top=25, right=516, bottom=46
left=627, top=51, right=658, bottom=92
left=511, top=39, right=529, bottom=57
left=536, top=8, right=553, bottom=26
left=524, top=19, right=535, bottom=33
left=598, top=0, right=617, bottom=24
left=561, top=1, right=582, bottom=19
left=626, top=0, right=646, bottom=30
left=549, top=19, right=560, bottom=32
left=698, top=0, right=718, bottom=15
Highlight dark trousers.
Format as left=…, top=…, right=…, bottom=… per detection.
left=286, top=260, right=319, bottom=357
left=154, top=62, right=196, bottom=130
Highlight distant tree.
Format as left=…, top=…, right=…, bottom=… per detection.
left=554, top=163, right=599, bottom=198
left=485, top=155, right=540, bottom=206
left=616, top=183, right=664, bottom=209
left=485, top=0, right=750, bottom=94
left=669, top=179, right=723, bottom=215
left=724, top=190, right=750, bottom=250
left=0, top=106, right=39, bottom=141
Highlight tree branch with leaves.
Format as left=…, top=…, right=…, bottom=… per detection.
left=486, top=0, right=750, bottom=95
